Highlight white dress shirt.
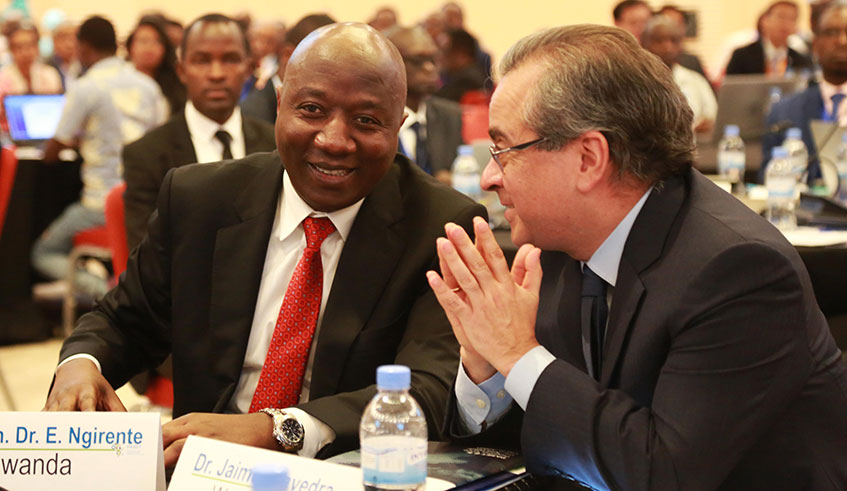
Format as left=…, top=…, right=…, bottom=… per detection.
left=227, top=171, right=364, bottom=456
left=184, top=101, right=246, bottom=163
left=455, top=188, right=653, bottom=433
left=818, top=79, right=847, bottom=126
left=399, top=102, right=427, bottom=161
left=672, top=64, right=717, bottom=128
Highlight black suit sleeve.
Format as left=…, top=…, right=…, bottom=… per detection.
left=300, top=201, right=485, bottom=458
left=724, top=48, right=745, bottom=75
left=520, top=242, right=810, bottom=490
left=123, top=140, right=164, bottom=251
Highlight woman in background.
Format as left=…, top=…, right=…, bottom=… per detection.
left=126, top=15, right=185, bottom=116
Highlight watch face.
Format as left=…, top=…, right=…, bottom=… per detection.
left=281, top=418, right=304, bottom=445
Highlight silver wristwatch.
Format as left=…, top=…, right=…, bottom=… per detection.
left=260, top=408, right=304, bottom=453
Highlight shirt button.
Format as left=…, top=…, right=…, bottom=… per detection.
left=475, top=399, right=486, bottom=409
left=496, top=390, right=506, bottom=399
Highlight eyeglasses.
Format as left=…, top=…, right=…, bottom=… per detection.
left=489, top=137, right=547, bottom=171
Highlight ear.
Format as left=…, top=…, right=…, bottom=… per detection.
left=574, top=130, right=611, bottom=193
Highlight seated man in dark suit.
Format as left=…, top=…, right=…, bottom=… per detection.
left=387, top=26, right=463, bottom=185
left=427, top=24, right=847, bottom=490
left=436, top=29, right=487, bottom=103
left=240, top=14, right=335, bottom=124
left=123, top=14, right=276, bottom=250
left=726, top=1, right=813, bottom=75
left=45, top=22, right=484, bottom=467
left=762, top=1, right=847, bottom=183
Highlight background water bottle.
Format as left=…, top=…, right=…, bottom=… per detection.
left=717, top=124, right=745, bottom=190
left=767, top=86, right=782, bottom=114
left=360, top=365, right=427, bottom=491
left=783, top=127, right=809, bottom=183
left=766, top=146, right=798, bottom=230
left=252, top=463, right=290, bottom=491
left=451, top=144, right=482, bottom=201
left=836, top=132, right=847, bottom=204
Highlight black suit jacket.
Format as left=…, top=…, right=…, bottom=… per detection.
left=241, top=82, right=277, bottom=124
left=424, top=96, right=463, bottom=174
left=62, top=151, right=485, bottom=457
left=450, top=169, right=847, bottom=490
left=122, top=112, right=276, bottom=249
left=725, top=39, right=812, bottom=75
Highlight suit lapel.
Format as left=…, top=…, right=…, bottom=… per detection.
left=167, top=114, right=198, bottom=167
left=307, top=162, right=406, bottom=398
left=536, top=252, right=586, bottom=370
left=208, top=153, right=283, bottom=411
left=600, top=173, right=688, bottom=385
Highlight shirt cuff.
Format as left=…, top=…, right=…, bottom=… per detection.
left=57, top=354, right=102, bottom=373
left=504, top=346, right=556, bottom=410
left=285, top=407, right=335, bottom=458
left=455, top=358, right=511, bottom=433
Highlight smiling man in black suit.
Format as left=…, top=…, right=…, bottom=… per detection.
left=46, top=22, right=483, bottom=468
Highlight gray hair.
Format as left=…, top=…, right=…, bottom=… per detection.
left=499, top=24, right=694, bottom=184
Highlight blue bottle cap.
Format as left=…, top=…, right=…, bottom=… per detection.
left=457, top=145, right=474, bottom=156
left=772, top=147, right=788, bottom=158
left=786, top=127, right=802, bottom=140
left=377, top=365, right=411, bottom=390
left=724, top=125, right=740, bottom=137
left=252, top=463, right=290, bottom=490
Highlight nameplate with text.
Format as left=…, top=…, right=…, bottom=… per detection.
left=169, top=435, right=453, bottom=491
left=0, top=411, right=165, bottom=490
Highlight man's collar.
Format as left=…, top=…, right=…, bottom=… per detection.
left=584, top=187, right=653, bottom=287
left=400, top=101, right=427, bottom=132
left=277, top=171, right=364, bottom=243
left=184, top=101, right=242, bottom=142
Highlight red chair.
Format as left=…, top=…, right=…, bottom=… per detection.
left=0, top=144, right=18, bottom=239
left=104, top=182, right=129, bottom=277
left=461, top=104, right=490, bottom=144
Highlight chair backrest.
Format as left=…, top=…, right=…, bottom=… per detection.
left=0, top=145, right=18, bottom=239
left=461, top=105, right=490, bottom=144
left=104, top=182, right=129, bottom=278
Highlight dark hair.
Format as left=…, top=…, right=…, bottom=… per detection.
left=77, top=15, right=117, bottom=54
left=285, top=14, right=336, bottom=47
left=613, top=0, right=651, bottom=21
left=3, top=20, right=39, bottom=42
left=447, top=28, right=476, bottom=58
left=180, top=13, right=250, bottom=58
left=127, top=15, right=186, bottom=115
left=500, top=24, right=694, bottom=184
left=765, top=0, right=799, bottom=17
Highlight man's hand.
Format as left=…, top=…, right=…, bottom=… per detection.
left=162, top=413, right=276, bottom=468
left=427, top=217, right=543, bottom=380
left=43, top=358, right=126, bottom=412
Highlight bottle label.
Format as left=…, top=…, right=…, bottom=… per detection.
left=361, top=436, right=427, bottom=487
left=767, top=174, right=796, bottom=204
left=452, top=174, right=481, bottom=199
left=718, top=150, right=745, bottom=183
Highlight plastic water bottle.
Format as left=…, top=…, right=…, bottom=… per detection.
left=783, top=127, right=809, bottom=183
left=360, top=365, right=427, bottom=491
left=451, top=145, right=482, bottom=201
left=835, top=132, right=847, bottom=204
left=766, top=147, right=798, bottom=230
left=717, top=124, right=745, bottom=190
left=252, top=463, right=290, bottom=491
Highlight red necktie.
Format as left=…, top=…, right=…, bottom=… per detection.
left=249, top=216, right=335, bottom=412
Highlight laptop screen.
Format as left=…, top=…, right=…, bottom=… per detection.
left=4, top=94, right=65, bottom=143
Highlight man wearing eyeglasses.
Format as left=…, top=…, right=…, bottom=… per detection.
left=386, top=25, right=462, bottom=186
left=428, top=24, right=847, bottom=490
left=762, top=1, right=847, bottom=183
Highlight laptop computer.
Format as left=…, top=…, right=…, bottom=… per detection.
left=712, top=74, right=806, bottom=141
left=3, top=94, right=65, bottom=146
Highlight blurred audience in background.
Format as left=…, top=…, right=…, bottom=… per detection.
left=0, top=20, right=61, bottom=96
left=726, top=1, right=813, bottom=75
left=613, top=0, right=653, bottom=41
left=46, top=21, right=80, bottom=90
left=368, top=6, right=398, bottom=31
